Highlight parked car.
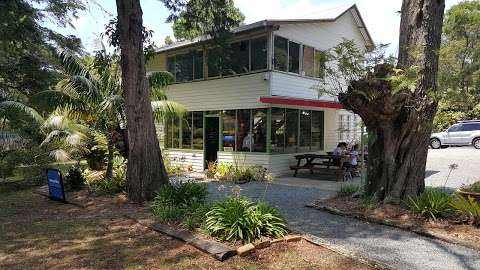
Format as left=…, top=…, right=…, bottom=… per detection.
left=430, top=120, right=480, bottom=149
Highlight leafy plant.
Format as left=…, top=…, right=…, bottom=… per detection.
left=460, top=181, right=480, bottom=193
left=149, top=180, right=208, bottom=224
left=407, top=189, right=453, bottom=220
left=65, top=164, right=85, bottom=191
left=337, top=184, right=360, bottom=197
left=163, top=157, right=184, bottom=176
left=204, top=197, right=287, bottom=242
left=215, top=162, right=234, bottom=180
left=206, top=161, right=217, bottom=178
left=84, top=156, right=126, bottom=194
left=450, top=194, right=480, bottom=226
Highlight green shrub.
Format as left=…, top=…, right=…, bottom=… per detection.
left=163, top=157, right=184, bottom=176
left=65, top=164, right=85, bottom=191
left=337, top=184, right=360, bottom=197
left=206, top=161, right=217, bottom=178
left=149, top=180, right=208, bottom=225
left=461, top=181, right=480, bottom=193
left=204, top=197, right=287, bottom=243
left=407, top=189, right=452, bottom=220
left=84, top=156, right=126, bottom=194
left=215, top=162, right=234, bottom=180
left=451, top=194, right=480, bottom=226
left=214, top=162, right=271, bottom=182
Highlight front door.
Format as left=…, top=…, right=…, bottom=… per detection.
left=205, top=117, right=219, bottom=167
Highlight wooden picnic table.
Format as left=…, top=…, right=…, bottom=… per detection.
left=290, top=153, right=350, bottom=180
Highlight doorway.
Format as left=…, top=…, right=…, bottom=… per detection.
left=205, top=117, right=219, bottom=168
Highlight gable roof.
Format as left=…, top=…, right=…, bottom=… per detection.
left=156, top=4, right=373, bottom=53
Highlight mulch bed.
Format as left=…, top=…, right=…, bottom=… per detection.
left=308, top=196, right=480, bottom=251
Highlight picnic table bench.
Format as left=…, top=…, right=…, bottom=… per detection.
left=290, top=153, right=351, bottom=181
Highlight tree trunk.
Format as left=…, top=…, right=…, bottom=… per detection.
left=105, top=134, right=114, bottom=180
left=339, top=0, right=445, bottom=203
left=115, top=0, right=169, bottom=203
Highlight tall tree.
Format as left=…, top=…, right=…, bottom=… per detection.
left=171, top=0, right=244, bottom=40
left=115, top=0, right=169, bottom=202
left=434, top=1, right=480, bottom=131
left=334, top=0, right=446, bottom=203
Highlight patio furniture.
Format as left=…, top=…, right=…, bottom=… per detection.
left=290, top=154, right=351, bottom=181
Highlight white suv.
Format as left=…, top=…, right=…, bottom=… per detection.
left=430, top=120, right=480, bottom=149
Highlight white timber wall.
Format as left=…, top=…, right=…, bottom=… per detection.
left=166, top=72, right=270, bottom=111
left=270, top=71, right=336, bottom=101
left=164, top=149, right=204, bottom=172
left=274, top=10, right=367, bottom=52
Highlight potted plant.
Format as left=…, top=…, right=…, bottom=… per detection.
left=457, top=181, right=480, bottom=203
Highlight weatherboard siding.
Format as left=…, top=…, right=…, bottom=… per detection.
left=165, top=72, right=270, bottom=111
left=164, top=149, right=204, bottom=172
left=273, top=10, right=367, bottom=51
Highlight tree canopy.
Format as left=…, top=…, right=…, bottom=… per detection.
left=170, top=0, right=244, bottom=40
left=435, top=0, right=480, bottom=130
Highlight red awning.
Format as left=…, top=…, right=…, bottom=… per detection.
left=259, top=96, right=343, bottom=109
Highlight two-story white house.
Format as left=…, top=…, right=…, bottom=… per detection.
left=146, top=4, right=372, bottom=175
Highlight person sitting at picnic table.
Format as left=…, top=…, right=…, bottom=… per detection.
left=332, top=142, right=348, bottom=166
left=348, top=144, right=360, bottom=174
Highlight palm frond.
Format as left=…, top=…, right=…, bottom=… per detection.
left=31, top=90, right=88, bottom=113
left=151, top=100, right=186, bottom=122
left=0, top=101, right=44, bottom=124
left=56, top=75, right=101, bottom=103
left=149, top=71, right=174, bottom=101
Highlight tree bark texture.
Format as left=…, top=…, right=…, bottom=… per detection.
left=339, top=0, right=445, bottom=203
left=115, top=0, right=169, bottom=203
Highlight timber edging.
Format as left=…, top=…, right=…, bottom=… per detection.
left=124, top=213, right=236, bottom=261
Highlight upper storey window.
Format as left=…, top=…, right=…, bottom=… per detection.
left=207, top=36, right=268, bottom=78
left=274, top=35, right=326, bottom=79
left=166, top=50, right=204, bottom=82
left=273, top=36, right=288, bottom=72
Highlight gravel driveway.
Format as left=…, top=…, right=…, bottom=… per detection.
left=208, top=182, right=480, bottom=270
left=426, top=146, right=480, bottom=189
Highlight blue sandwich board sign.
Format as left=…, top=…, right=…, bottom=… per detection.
left=47, top=169, right=66, bottom=202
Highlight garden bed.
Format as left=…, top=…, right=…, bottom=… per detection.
left=1, top=183, right=377, bottom=270
left=308, top=196, right=480, bottom=251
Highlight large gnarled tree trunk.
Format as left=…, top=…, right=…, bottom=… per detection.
left=339, top=0, right=445, bottom=203
left=116, top=0, right=169, bottom=203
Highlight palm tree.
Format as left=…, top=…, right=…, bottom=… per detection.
left=34, top=50, right=185, bottom=179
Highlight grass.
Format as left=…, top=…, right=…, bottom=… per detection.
left=0, top=182, right=373, bottom=270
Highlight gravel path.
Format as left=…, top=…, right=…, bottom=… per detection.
left=208, top=182, right=480, bottom=270
left=426, top=147, right=480, bottom=189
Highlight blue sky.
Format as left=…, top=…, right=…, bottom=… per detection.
left=53, top=0, right=461, bottom=55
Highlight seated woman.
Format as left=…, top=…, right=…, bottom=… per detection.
left=332, top=142, right=347, bottom=166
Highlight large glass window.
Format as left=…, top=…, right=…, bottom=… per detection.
left=192, top=112, right=203, bottom=149
left=303, top=46, right=315, bottom=77
left=230, top=41, right=250, bottom=75
left=285, top=109, right=298, bottom=153
left=167, top=56, right=176, bottom=81
left=288, top=41, right=300, bottom=74
left=207, top=47, right=221, bottom=78
left=164, top=116, right=180, bottom=148
left=181, top=113, right=192, bottom=148
left=274, top=36, right=288, bottom=72
left=299, top=110, right=312, bottom=151
left=222, top=110, right=236, bottom=151
left=271, top=108, right=285, bottom=152
left=236, top=109, right=251, bottom=151
left=175, top=53, right=193, bottom=82
left=193, top=50, right=204, bottom=80
left=252, top=109, right=267, bottom=152
left=312, top=111, right=324, bottom=150
left=251, top=37, right=267, bottom=71
left=314, top=49, right=327, bottom=79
